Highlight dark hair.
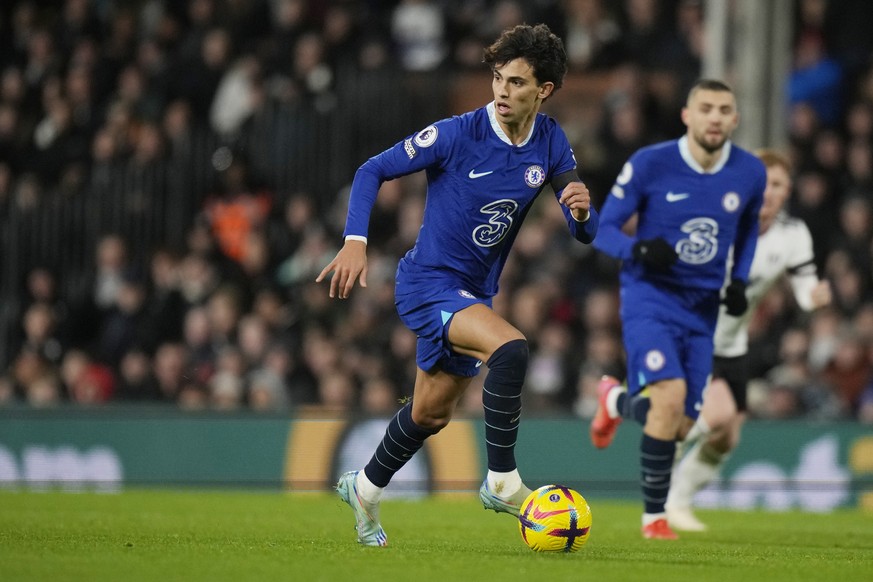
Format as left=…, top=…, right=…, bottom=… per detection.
left=687, top=78, right=734, bottom=100
left=482, top=24, right=568, bottom=92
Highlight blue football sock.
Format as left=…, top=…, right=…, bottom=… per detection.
left=364, top=402, right=435, bottom=488
left=482, top=339, right=529, bottom=472
left=618, top=392, right=650, bottom=424
left=640, top=433, right=676, bottom=514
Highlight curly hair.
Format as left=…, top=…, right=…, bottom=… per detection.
left=482, top=24, right=568, bottom=92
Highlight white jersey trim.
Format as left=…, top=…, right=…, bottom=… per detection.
left=678, top=135, right=732, bottom=174
left=487, top=101, right=535, bottom=147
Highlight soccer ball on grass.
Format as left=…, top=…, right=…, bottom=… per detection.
left=518, top=484, right=592, bottom=552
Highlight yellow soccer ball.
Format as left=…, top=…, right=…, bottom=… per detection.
left=518, top=485, right=592, bottom=552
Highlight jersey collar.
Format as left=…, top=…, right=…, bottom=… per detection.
left=487, top=101, right=535, bottom=147
left=678, top=135, right=732, bottom=174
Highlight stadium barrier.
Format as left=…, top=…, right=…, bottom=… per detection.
left=0, top=406, right=870, bottom=512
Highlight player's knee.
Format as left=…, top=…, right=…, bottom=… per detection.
left=486, top=338, right=529, bottom=373
left=649, top=397, right=685, bottom=425
left=705, top=408, right=735, bottom=432
left=412, top=408, right=453, bottom=433
left=706, top=429, right=733, bottom=454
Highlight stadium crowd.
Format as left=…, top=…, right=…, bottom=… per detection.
left=1, top=0, right=873, bottom=423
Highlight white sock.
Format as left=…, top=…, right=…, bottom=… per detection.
left=606, top=385, right=622, bottom=419
left=355, top=470, right=384, bottom=504
left=642, top=512, right=666, bottom=526
left=666, top=440, right=723, bottom=509
left=487, top=468, right=523, bottom=497
left=675, top=416, right=711, bottom=465
left=683, top=416, right=711, bottom=445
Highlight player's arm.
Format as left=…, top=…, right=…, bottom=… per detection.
left=786, top=223, right=832, bottom=311
left=552, top=170, right=598, bottom=243
left=317, top=124, right=449, bottom=298
left=728, top=172, right=765, bottom=284
left=592, top=161, right=641, bottom=260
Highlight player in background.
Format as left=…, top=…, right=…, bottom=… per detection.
left=317, top=24, right=598, bottom=547
left=591, top=79, right=765, bottom=539
left=664, top=149, right=833, bottom=531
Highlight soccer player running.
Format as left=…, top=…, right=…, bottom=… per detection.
left=664, top=149, right=832, bottom=531
left=317, top=24, right=598, bottom=547
left=590, top=79, right=764, bottom=540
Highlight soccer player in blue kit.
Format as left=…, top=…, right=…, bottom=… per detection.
left=590, top=79, right=765, bottom=539
left=316, top=24, right=598, bottom=547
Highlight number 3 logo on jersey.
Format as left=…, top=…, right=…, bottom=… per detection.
left=473, top=199, right=518, bottom=247
left=676, top=217, right=719, bottom=264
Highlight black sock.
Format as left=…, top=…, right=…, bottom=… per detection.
left=618, top=392, right=650, bottom=424
left=482, top=339, right=529, bottom=471
left=640, top=433, right=676, bottom=514
left=364, top=402, right=435, bottom=487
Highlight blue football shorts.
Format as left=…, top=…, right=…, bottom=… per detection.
left=622, top=315, right=713, bottom=419
left=395, top=264, right=491, bottom=377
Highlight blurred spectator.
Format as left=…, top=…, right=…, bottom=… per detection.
left=559, top=0, right=622, bottom=71
left=95, top=271, right=149, bottom=367
left=360, top=376, right=399, bottom=415
left=249, top=342, right=293, bottom=410
left=69, top=359, right=115, bottom=405
left=788, top=22, right=844, bottom=127
left=317, top=369, right=356, bottom=411
left=391, top=0, right=447, bottom=72
left=525, top=321, right=575, bottom=411
left=203, top=154, right=272, bottom=265
left=116, top=347, right=160, bottom=401
left=153, top=342, right=189, bottom=402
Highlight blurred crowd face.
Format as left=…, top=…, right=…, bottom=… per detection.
left=759, top=163, right=792, bottom=235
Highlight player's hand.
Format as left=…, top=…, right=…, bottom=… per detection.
left=316, top=239, right=368, bottom=299
left=632, top=238, right=677, bottom=272
left=558, top=181, right=591, bottom=222
left=722, top=279, right=748, bottom=316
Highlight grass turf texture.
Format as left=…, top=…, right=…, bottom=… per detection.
left=1, top=490, right=871, bottom=582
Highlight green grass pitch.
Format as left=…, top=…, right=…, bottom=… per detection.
left=1, top=489, right=871, bottom=581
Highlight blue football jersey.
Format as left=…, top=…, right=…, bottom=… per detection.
left=593, top=136, right=765, bottom=331
left=343, top=102, right=598, bottom=297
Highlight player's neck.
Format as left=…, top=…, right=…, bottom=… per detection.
left=498, top=112, right=536, bottom=145
left=687, top=138, right=724, bottom=172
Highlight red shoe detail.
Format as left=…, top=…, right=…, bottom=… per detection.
left=590, top=375, right=622, bottom=449
left=642, top=518, right=679, bottom=540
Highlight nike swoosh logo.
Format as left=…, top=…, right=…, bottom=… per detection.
left=510, top=414, right=521, bottom=423
left=666, top=191, right=690, bottom=202
left=469, top=169, right=494, bottom=179
left=475, top=360, right=483, bottom=368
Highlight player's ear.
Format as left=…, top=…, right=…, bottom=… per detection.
left=680, top=106, right=690, bottom=127
left=538, top=82, right=555, bottom=100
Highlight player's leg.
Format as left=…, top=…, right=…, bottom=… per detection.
left=448, top=303, right=533, bottom=515
left=667, top=356, right=746, bottom=531
left=338, top=366, right=471, bottom=546
left=639, top=377, right=688, bottom=539
left=618, top=317, right=686, bottom=538
left=591, top=378, right=655, bottom=448
left=338, top=279, right=478, bottom=546
left=663, top=377, right=731, bottom=530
